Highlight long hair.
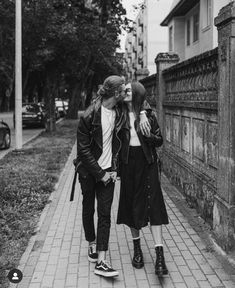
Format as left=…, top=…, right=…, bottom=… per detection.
left=131, top=81, right=146, bottom=121
left=97, top=75, right=124, bottom=99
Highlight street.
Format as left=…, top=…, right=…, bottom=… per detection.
left=0, top=112, right=44, bottom=159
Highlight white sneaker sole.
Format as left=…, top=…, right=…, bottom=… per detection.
left=88, top=256, right=98, bottom=263
left=94, top=269, right=119, bottom=277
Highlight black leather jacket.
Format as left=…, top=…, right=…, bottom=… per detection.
left=76, top=97, right=123, bottom=181
left=120, top=110, right=163, bottom=164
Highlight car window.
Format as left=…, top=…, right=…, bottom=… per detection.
left=22, top=104, right=40, bottom=113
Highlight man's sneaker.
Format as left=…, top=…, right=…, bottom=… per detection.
left=94, top=260, right=119, bottom=277
left=88, top=244, right=98, bottom=263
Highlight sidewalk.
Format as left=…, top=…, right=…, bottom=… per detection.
left=11, top=144, right=235, bottom=288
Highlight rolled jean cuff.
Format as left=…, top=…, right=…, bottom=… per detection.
left=86, top=236, right=96, bottom=243
left=96, top=244, right=108, bottom=251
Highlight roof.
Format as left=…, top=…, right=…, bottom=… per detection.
left=161, top=0, right=200, bottom=26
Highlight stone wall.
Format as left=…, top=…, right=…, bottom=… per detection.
left=140, top=73, right=158, bottom=108
left=162, top=48, right=218, bottom=225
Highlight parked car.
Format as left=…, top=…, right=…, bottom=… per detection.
left=55, top=99, right=68, bottom=117
left=14, top=103, right=46, bottom=128
left=38, top=102, right=60, bottom=120
left=0, top=120, right=11, bottom=149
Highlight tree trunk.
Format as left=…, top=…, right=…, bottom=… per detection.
left=67, top=54, right=94, bottom=118
left=67, top=83, right=81, bottom=119
left=44, top=74, right=56, bottom=132
left=85, top=71, right=95, bottom=108
left=23, top=68, right=30, bottom=97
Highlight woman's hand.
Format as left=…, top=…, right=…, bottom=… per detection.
left=101, top=172, right=111, bottom=186
left=109, top=171, right=117, bottom=182
left=139, top=112, right=151, bottom=137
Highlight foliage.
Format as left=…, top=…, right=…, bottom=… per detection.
left=0, top=0, right=131, bottom=117
left=0, top=119, right=77, bottom=288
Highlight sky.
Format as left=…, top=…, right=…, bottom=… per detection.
left=121, top=0, right=143, bottom=20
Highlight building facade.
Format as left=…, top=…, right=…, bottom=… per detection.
left=124, top=0, right=173, bottom=80
left=161, top=0, right=231, bottom=62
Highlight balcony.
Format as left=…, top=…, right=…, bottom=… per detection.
left=138, top=38, right=143, bottom=46
left=138, top=17, right=143, bottom=27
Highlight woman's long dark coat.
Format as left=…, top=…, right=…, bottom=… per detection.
left=117, top=110, right=169, bottom=229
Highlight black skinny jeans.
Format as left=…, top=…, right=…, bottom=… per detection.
left=79, top=171, right=115, bottom=251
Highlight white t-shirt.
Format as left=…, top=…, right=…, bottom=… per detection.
left=129, top=112, right=141, bottom=146
left=98, top=105, right=116, bottom=169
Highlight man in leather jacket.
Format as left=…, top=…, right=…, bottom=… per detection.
left=76, top=75, right=151, bottom=278
left=77, top=75, right=126, bottom=278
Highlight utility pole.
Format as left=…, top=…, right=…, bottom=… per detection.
left=15, top=0, right=23, bottom=149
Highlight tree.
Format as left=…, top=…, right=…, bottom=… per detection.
left=0, top=0, right=131, bottom=124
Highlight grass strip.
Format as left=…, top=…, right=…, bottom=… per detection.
left=0, top=119, right=77, bottom=287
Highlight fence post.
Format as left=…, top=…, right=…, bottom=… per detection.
left=214, top=2, right=235, bottom=251
left=155, top=53, right=179, bottom=135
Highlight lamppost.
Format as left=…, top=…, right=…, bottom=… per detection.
left=15, top=0, right=22, bottom=149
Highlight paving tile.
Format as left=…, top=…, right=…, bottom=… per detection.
left=28, top=284, right=41, bottom=288
left=170, top=271, right=184, bottom=282
left=44, top=265, right=57, bottom=276
left=173, top=255, right=187, bottom=266
left=34, top=261, right=47, bottom=272
left=191, top=269, right=207, bottom=281
left=206, top=274, right=223, bottom=287
left=53, top=279, right=66, bottom=288
left=183, top=276, right=200, bottom=288
left=31, top=271, right=44, bottom=283
left=178, top=265, right=192, bottom=276
left=197, top=280, right=212, bottom=288
left=65, top=273, right=77, bottom=286
left=41, top=275, right=54, bottom=287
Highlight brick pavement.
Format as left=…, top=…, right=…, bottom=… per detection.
left=10, top=144, right=235, bottom=288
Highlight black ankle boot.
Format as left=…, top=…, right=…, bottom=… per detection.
left=155, top=246, right=168, bottom=276
left=132, top=238, right=144, bottom=269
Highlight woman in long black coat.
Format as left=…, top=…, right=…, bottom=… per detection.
left=117, top=81, right=169, bottom=277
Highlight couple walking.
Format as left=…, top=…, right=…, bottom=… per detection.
left=76, top=75, right=169, bottom=278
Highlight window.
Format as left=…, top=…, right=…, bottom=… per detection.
left=203, top=0, right=212, bottom=28
left=169, top=26, right=173, bottom=51
left=193, top=13, right=199, bottom=42
left=186, top=19, right=190, bottom=46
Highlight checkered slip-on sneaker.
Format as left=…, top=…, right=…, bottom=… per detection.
left=94, top=260, right=119, bottom=277
left=88, top=244, right=98, bottom=263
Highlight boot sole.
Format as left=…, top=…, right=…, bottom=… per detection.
left=132, top=260, right=144, bottom=269
left=88, top=256, right=98, bottom=263
left=155, top=269, right=168, bottom=277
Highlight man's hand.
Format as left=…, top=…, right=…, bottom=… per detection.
left=101, top=172, right=111, bottom=185
left=140, top=112, right=151, bottom=137
left=109, top=171, right=117, bottom=182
